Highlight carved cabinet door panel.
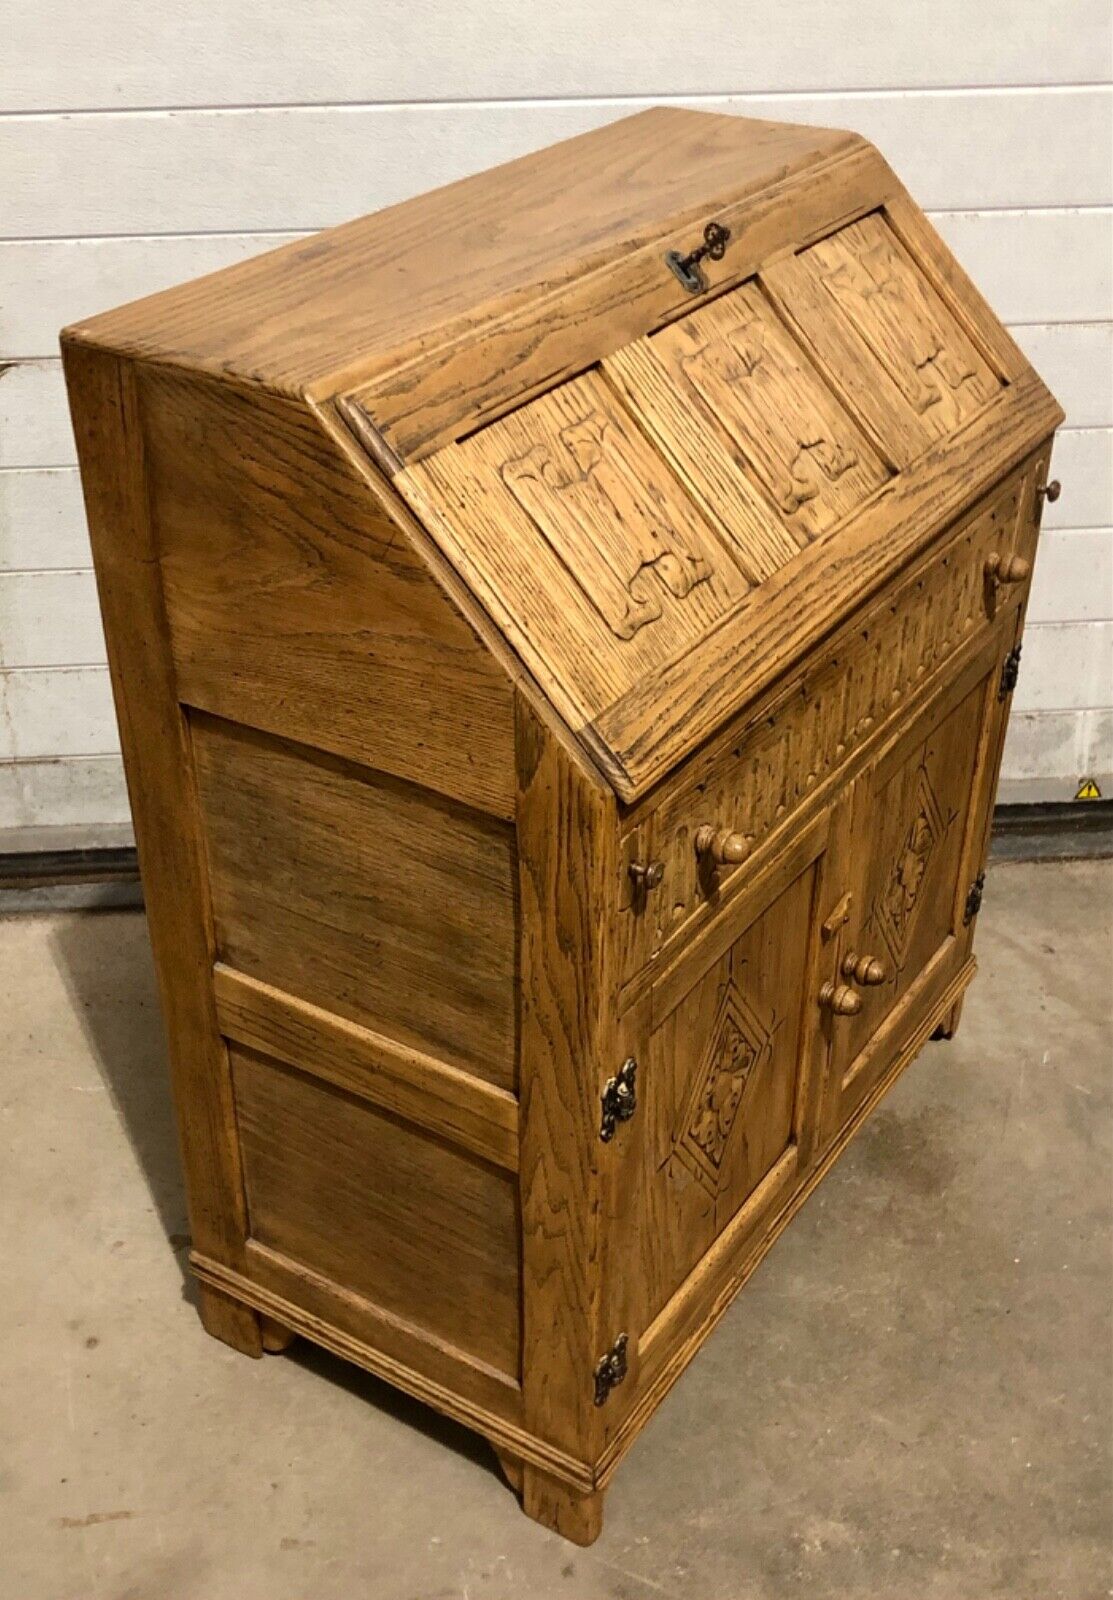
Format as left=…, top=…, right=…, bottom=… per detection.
left=822, top=638, right=1012, bottom=1136
left=617, top=817, right=831, bottom=1374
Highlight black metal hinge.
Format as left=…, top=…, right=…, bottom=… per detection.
left=963, top=871, right=986, bottom=925
left=600, top=1057, right=638, bottom=1143
left=593, top=1334, right=629, bottom=1406
left=999, top=644, right=1022, bottom=700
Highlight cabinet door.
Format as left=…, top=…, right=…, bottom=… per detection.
left=822, top=638, right=1014, bottom=1134
left=614, top=816, right=831, bottom=1385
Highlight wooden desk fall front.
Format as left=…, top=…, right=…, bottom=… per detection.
left=62, top=108, right=1063, bottom=1544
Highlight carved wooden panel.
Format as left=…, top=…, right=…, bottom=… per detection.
left=804, top=213, right=1002, bottom=445
left=834, top=671, right=989, bottom=1087
left=618, top=466, right=1029, bottom=987
left=874, top=765, right=946, bottom=972
left=634, top=857, right=819, bottom=1328
left=498, top=406, right=712, bottom=641
left=402, top=368, right=749, bottom=731
left=647, top=282, right=890, bottom=544
left=672, top=973, right=775, bottom=1198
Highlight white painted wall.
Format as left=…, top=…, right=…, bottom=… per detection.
left=2, top=2, right=1111, bottom=838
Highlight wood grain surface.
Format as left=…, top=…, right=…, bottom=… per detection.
left=63, top=107, right=1064, bottom=1544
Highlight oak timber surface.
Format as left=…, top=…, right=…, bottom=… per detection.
left=61, top=106, right=1065, bottom=1547
left=62, top=108, right=854, bottom=397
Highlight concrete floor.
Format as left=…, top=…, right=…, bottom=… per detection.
left=2, top=860, right=1110, bottom=1600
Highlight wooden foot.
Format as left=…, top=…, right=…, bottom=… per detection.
left=197, top=1282, right=264, bottom=1357
left=932, top=995, right=965, bottom=1041
left=493, top=1447, right=523, bottom=1494
left=259, top=1314, right=297, bottom=1353
left=519, top=1463, right=604, bottom=1546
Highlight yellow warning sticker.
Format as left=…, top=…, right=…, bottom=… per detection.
left=1075, top=777, right=1102, bottom=800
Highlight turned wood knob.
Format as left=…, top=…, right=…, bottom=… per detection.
left=984, top=552, right=1031, bottom=586
left=819, top=981, right=862, bottom=1017
left=629, top=860, right=664, bottom=892
left=1038, top=479, right=1061, bottom=503
left=842, top=951, right=888, bottom=987
left=694, top=825, right=750, bottom=866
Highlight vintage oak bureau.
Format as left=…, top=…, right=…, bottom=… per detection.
left=63, top=109, right=1062, bottom=1543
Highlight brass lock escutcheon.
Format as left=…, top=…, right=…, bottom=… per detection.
left=665, top=220, right=732, bottom=294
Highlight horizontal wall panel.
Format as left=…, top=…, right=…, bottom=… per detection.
left=5, top=214, right=1106, bottom=362
left=1000, top=709, right=1087, bottom=784
left=4, top=1, right=1108, bottom=110
left=0, top=753, right=130, bottom=830
left=0, top=667, right=119, bottom=760
left=0, top=361, right=76, bottom=468
left=999, top=705, right=1110, bottom=792
left=0, top=571, right=105, bottom=667
left=5, top=90, right=1111, bottom=239
left=1012, top=622, right=1113, bottom=713
left=1042, top=430, right=1113, bottom=530
left=1028, top=529, right=1113, bottom=624
left=934, top=209, right=1113, bottom=325
left=1011, top=323, right=1113, bottom=430
left=1, top=234, right=305, bottom=360
left=0, top=468, right=90, bottom=569
left=1081, top=708, right=1112, bottom=781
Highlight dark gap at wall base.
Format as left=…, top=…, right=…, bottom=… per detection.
left=988, top=800, right=1113, bottom=862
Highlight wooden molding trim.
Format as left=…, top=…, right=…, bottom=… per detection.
left=640, top=1144, right=799, bottom=1361
left=189, top=1250, right=597, bottom=1493
left=595, top=957, right=977, bottom=1489
left=213, top=963, right=519, bottom=1172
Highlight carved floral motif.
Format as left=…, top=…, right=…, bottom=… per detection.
left=674, top=975, right=773, bottom=1196
left=874, top=765, right=945, bottom=969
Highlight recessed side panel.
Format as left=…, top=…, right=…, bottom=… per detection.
left=137, top=365, right=518, bottom=820
left=231, top=1044, right=521, bottom=1381
left=192, top=712, right=519, bottom=1092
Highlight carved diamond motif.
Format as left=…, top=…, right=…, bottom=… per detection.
left=674, top=979, right=773, bottom=1197
left=874, top=765, right=945, bottom=970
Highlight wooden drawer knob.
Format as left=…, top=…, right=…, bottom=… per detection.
left=819, top=981, right=862, bottom=1017
left=1038, top=479, right=1061, bottom=503
left=694, top=825, right=750, bottom=866
left=984, top=552, right=1031, bottom=586
left=842, top=951, right=888, bottom=986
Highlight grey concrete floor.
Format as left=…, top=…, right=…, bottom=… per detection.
left=2, top=860, right=1111, bottom=1600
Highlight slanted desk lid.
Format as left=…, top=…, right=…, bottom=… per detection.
left=336, top=114, right=1061, bottom=801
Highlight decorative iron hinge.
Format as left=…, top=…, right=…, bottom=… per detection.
left=665, top=220, right=731, bottom=294
left=593, top=1333, right=629, bottom=1406
left=600, top=1057, right=638, bottom=1143
left=963, top=871, right=986, bottom=925
left=998, top=644, right=1022, bottom=700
